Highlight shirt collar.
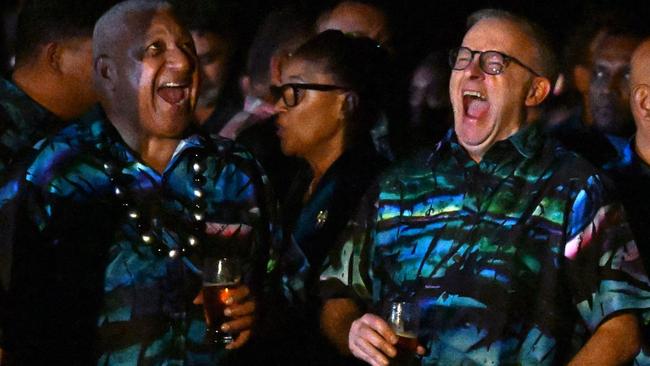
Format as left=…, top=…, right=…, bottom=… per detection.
left=0, top=77, right=60, bottom=132
left=443, top=123, right=544, bottom=162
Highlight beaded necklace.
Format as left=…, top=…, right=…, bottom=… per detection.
left=102, top=144, right=213, bottom=259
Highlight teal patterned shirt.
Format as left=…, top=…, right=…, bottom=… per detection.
left=0, top=78, right=62, bottom=179
left=0, top=117, right=277, bottom=365
left=323, top=125, right=650, bottom=365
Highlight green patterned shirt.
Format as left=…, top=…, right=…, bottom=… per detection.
left=323, top=125, right=650, bottom=365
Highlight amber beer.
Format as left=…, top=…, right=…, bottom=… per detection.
left=202, top=257, right=241, bottom=345
left=203, top=282, right=237, bottom=344
left=392, top=331, right=419, bottom=365
left=384, top=300, right=420, bottom=365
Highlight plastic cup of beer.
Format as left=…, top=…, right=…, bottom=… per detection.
left=384, top=301, right=420, bottom=365
left=202, top=257, right=241, bottom=345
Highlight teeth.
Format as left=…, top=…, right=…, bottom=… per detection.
left=162, top=82, right=183, bottom=88
left=463, top=90, right=486, bottom=100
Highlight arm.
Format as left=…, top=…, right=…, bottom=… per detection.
left=320, top=298, right=363, bottom=355
left=568, top=312, right=640, bottom=366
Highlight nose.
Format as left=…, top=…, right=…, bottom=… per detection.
left=273, top=96, right=288, bottom=114
left=167, top=44, right=195, bottom=73
left=464, top=55, right=484, bottom=79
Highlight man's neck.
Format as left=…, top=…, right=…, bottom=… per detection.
left=635, top=133, right=650, bottom=165
left=12, top=66, right=65, bottom=119
left=109, top=115, right=181, bottom=174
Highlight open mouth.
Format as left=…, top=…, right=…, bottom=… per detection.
left=462, top=90, right=489, bottom=120
left=156, top=81, right=190, bottom=105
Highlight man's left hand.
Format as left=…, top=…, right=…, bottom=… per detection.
left=194, top=285, right=256, bottom=350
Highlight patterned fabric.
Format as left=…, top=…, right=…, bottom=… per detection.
left=605, top=140, right=650, bottom=273
left=322, top=125, right=650, bottom=365
left=0, top=117, right=277, bottom=365
left=0, top=78, right=62, bottom=179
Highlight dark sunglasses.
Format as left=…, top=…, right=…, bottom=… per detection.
left=449, top=46, right=541, bottom=77
left=270, top=83, right=349, bottom=107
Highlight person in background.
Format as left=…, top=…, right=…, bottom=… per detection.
left=177, top=0, right=243, bottom=134
left=550, top=16, right=644, bottom=167
left=229, top=6, right=314, bottom=201
left=0, top=0, right=110, bottom=178
left=320, top=9, right=650, bottom=366
left=606, top=37, right=650, bottom=274
left=407, top=50, right=453, bottom=148
left=0, top=2, right=111, bottom=359
left=271, top=29, right=390, bottom=365
left=0, top=1, right=275, bottom=364
left=315, top=0, right=398, bottom=161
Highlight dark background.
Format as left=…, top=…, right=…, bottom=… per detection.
left=3, top=0, right=650, bottom=75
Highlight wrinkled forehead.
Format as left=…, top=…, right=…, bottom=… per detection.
left=283, top=56, right=331, bottom=81
left=462, top=18, right=535, bottom=60
left=124, top=7, right=181, bottom=40
left=593, top=34, right=641, bottom=65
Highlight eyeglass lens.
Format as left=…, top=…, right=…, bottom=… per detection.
left=451, top=48, right=505, bottom=75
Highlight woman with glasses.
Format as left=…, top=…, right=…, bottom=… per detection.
left=269, top=30, right=391, bottom=365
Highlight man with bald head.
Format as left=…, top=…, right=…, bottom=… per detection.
left=606, top=38, right=650, bottom=272
left=320, top=9, right=650, bottom=366
left=316, top=1, right=391, bottom=49
left=0, top=1, right=275, bottom=364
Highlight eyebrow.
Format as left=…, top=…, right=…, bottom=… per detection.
left=288, top=75, right=305, bottom=82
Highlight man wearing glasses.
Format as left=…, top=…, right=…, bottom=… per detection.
left=320, top=9, right=650, bottom=366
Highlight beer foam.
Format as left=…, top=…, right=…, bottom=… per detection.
left=395, top=330, right=417, bottom=339
left=203, top=282, right=238, bottom=287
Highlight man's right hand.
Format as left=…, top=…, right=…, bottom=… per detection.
left=349, top=313, right=426, bottom=366
left=349, top=313, right=398, bottom=366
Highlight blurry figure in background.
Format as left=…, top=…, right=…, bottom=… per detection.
left=549, top=17, right=644, bottom=167
left=0, top=0, right=22, bottom=75
left=0, top=3, right=109, bottom=340
left=408, top=50, right=452, bottom=148
left=316, top=1, right=392, bottom=50
left=229, top=7, right=314, bottom=200
left=316, top=0, right=397, bottom=161
left=272, top=29, right=389, bottom=366
left=606, top=37, right=650, bottom=273
left=0, top=0, right=109, bottom=178
left=177, top=0, right=243, bottom=134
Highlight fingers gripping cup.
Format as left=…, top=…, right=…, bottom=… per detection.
left=202, top=257, right=241, bottom=345
left=385, top=301, right=421, bottom=366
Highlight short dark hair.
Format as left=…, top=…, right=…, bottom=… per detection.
left=14, top=0, right=113, bottom=65
left=246, top=6, right=314, bottom=87
left=565, top=16, right=646, bottom=71
left=467, top=8, right=558, bottom=82
left=175, top=0, right=239, bottom=44
left=291, top=29, right=393, bottom=144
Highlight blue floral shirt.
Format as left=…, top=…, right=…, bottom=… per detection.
left=0, top=117, right=277, bottom=365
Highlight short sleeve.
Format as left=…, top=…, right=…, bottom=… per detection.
left=563, top=174, right=650, bottom=332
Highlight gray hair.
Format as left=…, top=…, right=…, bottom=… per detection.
left=467, top=8, right=558, bottom=81
left=93, top=0, right=171, bottom=60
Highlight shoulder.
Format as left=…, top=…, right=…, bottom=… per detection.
left=26, top=119, right=104, bottom=186
left=543, top=136, right=611, bottom=189
left=382, top=142, right=440, bottom=180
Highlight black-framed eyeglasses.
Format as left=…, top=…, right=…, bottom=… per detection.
left=270, top=83, right=349, bottom=107
left=449, top=46, right=542, bottom=77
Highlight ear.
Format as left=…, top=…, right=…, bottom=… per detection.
left=44, top=42, right=62, bottom=73
left=341, top=92, right=359, bottom=120
left=573, top=65, right=590, bottom=95
left=632, top=84, right=650, bottom=124
left=269, top=54, right=284, bottom=86
left=94, top=56, right=116, bottom=92
left=239, top=75, right=251, bottom=96
left=524, top=77, right=552, bottom=107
